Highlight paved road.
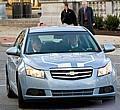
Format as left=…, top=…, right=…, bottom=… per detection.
left=0, top=46, right=120, bottom=110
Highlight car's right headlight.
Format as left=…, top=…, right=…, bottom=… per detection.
left=98, top=61, right=112, bottom=77
left=26, top=66, right=45, bottom=78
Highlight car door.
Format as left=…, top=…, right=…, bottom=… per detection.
left=7, top=30, right=25, bottom=89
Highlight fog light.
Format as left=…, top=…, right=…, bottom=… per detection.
left=99, top=86, right=114, bottom=94
left=26, top=89, right=45, bottom=96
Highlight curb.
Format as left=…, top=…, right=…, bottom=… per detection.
left=0, top=37, right=16, bottom=47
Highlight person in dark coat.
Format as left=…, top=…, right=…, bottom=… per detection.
left=61, top=3, right=77, bottom=26
left=78, top=1, right=95, bottom=34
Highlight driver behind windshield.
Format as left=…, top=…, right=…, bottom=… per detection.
left=68, top=36, right=80, bottom=51
left=30, top=37, right=42, bottom=53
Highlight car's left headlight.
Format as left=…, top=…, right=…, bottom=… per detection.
left=98, top=61, right=112, bottom=77
left=26, top=66, right=45, bottom=78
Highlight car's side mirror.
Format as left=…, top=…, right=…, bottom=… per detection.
left=6, top=46, right=20, bottom=56
left=103, top=43, right=115, bottom=53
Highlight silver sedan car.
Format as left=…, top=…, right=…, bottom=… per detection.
left=6, top=26, right=116, bottom=108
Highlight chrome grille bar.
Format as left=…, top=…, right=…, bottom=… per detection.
left=50, top=68, right=93, bottom=80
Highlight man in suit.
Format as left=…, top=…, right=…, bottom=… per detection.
left=78, top=0, right=95, bottom=34
left=61, top=2, right=77, bottom=26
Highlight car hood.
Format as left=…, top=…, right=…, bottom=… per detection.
left=24, top=52, right=110, bottom=70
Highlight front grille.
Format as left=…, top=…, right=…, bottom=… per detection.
left=52, top=89, right=93, bottom=96
left=50, top=68, right=93, bottom=80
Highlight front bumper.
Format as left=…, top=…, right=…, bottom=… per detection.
left=24, top=92, right=116, bottom=102
left=19, top=69, right=116, bottom=101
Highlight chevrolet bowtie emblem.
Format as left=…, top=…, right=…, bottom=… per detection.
left=66, top=71, right=76, bottom=76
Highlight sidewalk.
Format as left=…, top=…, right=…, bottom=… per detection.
left=0, top=26, right=120, bottom=47
left=0, top=26, right=23, bottom=45
left=95, top=35, right=120, bottom=48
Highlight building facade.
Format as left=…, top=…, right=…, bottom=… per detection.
left=6, top=0, right=120, bottom=16
left=1, top=0, right=120, bottom=21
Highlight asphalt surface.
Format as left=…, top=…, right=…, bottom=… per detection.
left=0, top=45, right=120, bottom=110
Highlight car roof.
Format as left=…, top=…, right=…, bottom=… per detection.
left=29, top=26, right=87, bottom=33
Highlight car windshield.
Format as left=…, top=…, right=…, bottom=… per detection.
left=24, top=31, right=101, bottom=54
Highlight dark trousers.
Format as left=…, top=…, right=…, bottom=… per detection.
left=83, top=21, right=95, bottom=35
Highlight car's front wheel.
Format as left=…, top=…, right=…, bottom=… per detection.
left=17, top=80, right=25, bottom=108
left=6, top=66, right=16, bottom=98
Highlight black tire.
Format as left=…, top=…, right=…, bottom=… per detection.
left=17, top=80, right=25, bottom=108
left=102, top=96, right=115, bottom=104
left=6, top=66, right=17, bottom=98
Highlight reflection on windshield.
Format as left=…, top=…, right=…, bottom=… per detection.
left=25, top=32, right=101, bottom=54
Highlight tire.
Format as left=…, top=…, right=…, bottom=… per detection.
left=17, top=80, right=25, bottom=108
left=6, top=66, right=17, bottom=98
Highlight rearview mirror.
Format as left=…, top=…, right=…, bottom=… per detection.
left=103, top=43, right=115, bottom=53
left=6, top=46, right=20, bottom=56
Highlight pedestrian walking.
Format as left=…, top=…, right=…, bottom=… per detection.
left=37, top=7, right=46, bottom=26
left=78, top=0, right=95, bottom=34
left=61, top=2, right=77, bottom=26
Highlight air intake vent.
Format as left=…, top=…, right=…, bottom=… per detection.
left=52, top=89, right=93, bottom=96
